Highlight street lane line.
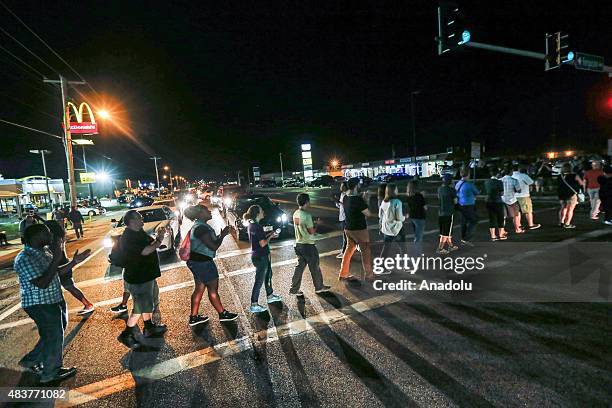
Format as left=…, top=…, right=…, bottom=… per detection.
left=58, top=293, right=403, bottom=407
left=0, top=302, right=21, bottom=322
left=72, top=246, right=105, bottom=271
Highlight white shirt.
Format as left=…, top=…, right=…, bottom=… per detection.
left=336, top=192, right=346, bottom=222
left=501, top=175, right=519, bottom=205
left=512, top=171, right=533, bottom=198
left=378, top=198, right=405, bottom=236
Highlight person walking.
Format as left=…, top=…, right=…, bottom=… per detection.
left=512, top=165, right=541, bottom=230
left=557, top=163, right=583, bottom=229
left=377, top=183, right=405, bottom=274
left=454, top=167, right=480, bottom=246
left=45, top=220, right=95, bottom=315
left=182, top=205, right=238, bottom=326
left=405, top=180, right=427, bottom=243
left=437, top=174, right=458, bottom=254
left=333, top=181, right=349, bottom=259
left=597, top=165, right=612, bottom=225
left=501, top=167, right=523, bottom=234
left=52, top=206, right=66, bottom=230
left=244, top=205, right=282, bottom=313
left=484, top=169, right=507, bottom=241
left=339, top=178, right=375, bottom=282
left=67, top=206, right=85, bottom=239
left=584, top=161, right=604, bottom=220
left=14, top=224, right=90, bottom=383
left=19, top=211, right=44, bottom=244
left=116, top=210, right=168, bottom=349
left=290, top=193, right=331, bottom=296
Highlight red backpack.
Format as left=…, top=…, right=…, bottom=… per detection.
left=178, top=230, right=191, bottom=261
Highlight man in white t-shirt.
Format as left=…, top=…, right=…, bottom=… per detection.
left=501, top=168, right=523, bottom=234
left=512, top=165, right=541, bottom=230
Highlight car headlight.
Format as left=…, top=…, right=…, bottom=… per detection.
left=179, top=201, right=189, bottom=210
left=223, top=197, right=232, bottom=206
left=281, top=214, right=288, bottom=222
left=103, top=238, right=114, bottom=248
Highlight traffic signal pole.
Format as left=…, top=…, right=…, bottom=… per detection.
left=465, top=42, right=544, bottom=60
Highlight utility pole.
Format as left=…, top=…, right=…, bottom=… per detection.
left=279, top=152, right=285, bottom=186
left=43, top=75, right=86, bottom=207
left=29, top=150, right=52, bottom=208
left=237, top=170, right=242, bottom=186
left=410, top=90, right=421, bottom=165
left=81, top=146, right=94, bottom=200
left=150, top=156, right=161, bottom=191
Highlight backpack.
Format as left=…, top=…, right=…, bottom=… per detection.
left=109, top=237, right=127, bottom=267
left=178, top=230, right=191, bottom=261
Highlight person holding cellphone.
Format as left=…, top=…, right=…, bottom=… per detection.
left=243, top=205, right=282, bottom=313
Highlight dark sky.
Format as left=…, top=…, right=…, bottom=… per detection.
left=1, top=1, right=610, bottom=183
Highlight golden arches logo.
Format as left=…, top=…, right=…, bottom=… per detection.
left=67, top=102, right=97, bottom=124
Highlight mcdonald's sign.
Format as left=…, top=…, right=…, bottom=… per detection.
left=62, top=102, right=98, bottom=134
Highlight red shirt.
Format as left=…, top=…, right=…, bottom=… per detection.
left=584, top=169, right=604, bottom=189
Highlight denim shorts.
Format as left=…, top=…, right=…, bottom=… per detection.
left=187, top=260, right=219, bottom=284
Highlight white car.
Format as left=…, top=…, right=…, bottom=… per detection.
left=77, top=205, right=106, bottom=216
left=104, top=205, right=180, bottom=261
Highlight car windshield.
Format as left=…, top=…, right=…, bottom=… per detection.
left=235, top=196, right=273, bottom=212
left=117, top=208, right=167, bottom=227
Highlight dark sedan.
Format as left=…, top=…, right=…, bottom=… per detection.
left=128, top=196, right=155, bottom=208
left=225, top=194, right=290, bottom=241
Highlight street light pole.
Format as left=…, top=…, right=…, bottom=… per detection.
left=29, top=150, right=52, bottom=208
left=279, top=152, right=284, bottom=186
left=410, top=90, right=421, bottom=164
left=81, top=146, right=94, bottom=200
left=150, top=156, right=161, bottom=191
left=43, top=75, right=86, bottom=208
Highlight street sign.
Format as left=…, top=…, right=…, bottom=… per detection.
left=471, top=142, right=481, bottom=159
left=574, top=52, right=604, bottom=72
left=79, top=172, right=96, bottom=183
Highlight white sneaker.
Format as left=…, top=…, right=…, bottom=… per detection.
left=604, top=220, right=612, bottom=226
left=249, top=303, right=268, bottom=313
left=336, top=252, right=344, bottom=259
left=267, top=294, right=283, bottom=304
left=374, top=269, right=392, bottom=275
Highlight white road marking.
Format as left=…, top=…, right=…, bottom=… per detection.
left=0, top=302, right=22, bottom=322
left=57, top=293, right=404, bottom=407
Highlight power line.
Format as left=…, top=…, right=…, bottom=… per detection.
left=0, top=0, right=99, bottom=96
left=0, top=44, right=45, bottom=78
left=0, top=118, right=62, bottom=139
left=0, top=26, right=60, bottom=75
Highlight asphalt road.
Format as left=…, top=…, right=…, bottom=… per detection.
left=0, top=189, right=610, bottom=407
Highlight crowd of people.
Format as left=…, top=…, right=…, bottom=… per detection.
left=11, top=158, right=612, bottom=384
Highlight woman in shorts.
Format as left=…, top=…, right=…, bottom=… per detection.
left=557, top=163, right=584, bottom=229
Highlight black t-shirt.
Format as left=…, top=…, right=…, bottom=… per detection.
left=557, top=174, right=581, bottom=200
left=405, top=193, right=426, bottom=219
left=120, top=228, right=161, bottom=284
left=343, top=195, right=368, bottom=230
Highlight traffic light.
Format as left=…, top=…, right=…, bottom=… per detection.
left=545, top=32, right=574, bottom=71
left=437, top=1, right=471, bottom=55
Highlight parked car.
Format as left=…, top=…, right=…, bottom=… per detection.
left=225, top=194, right=289, bottom=241
left=283, top=178, right=304, bottom=188
left=104, top=205, right=180, bottom=261
left=256, top=180, right=277, bottom=188
left=76, top=204, right=106, bottom=216
left=309, top=175, right=335, bottom=187
left=128, top=196, right=155, bottom=208
left=12, top=203, right=38, bottom=214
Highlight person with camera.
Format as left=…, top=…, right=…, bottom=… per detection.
left=116, top=210, right=168, bottom=349
left=243, top=205, right=282, bottom=313
left=183, top=204, right=238, bottom=326
left=14, top=223, right=90, bottom=383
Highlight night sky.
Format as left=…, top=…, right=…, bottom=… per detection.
left=1, top=1, right=610, bottom=183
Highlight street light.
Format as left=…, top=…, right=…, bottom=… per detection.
left=97, top=110, right=111, bottom=120
left=29, top=150, right=52, bottom=208
left=163, top=165, right=174, bottom=191
left=330, top=159, right=339, bottom=169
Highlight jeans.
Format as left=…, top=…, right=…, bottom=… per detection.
left=458, top=205, right=477, bottom=241
left=292, top=244, right=324, bottom=292
left=410, top=218, right=426, bottom=242
left=340, top=220, right=347, bottom=254
left=379, top=233, right=405, bottom=269
left=251, top=255, right=273, bottom=303
left=22, top=301, right=67, bottom=381
left=587, top=188, right=600, bottom=218
left=73, top=223, right=83, bottom=238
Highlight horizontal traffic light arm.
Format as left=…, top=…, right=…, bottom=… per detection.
left=465, top=41, right=545, bottom=60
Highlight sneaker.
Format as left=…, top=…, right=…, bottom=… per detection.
left=498, top=235, right=508, bottom=241
left=110, top=304, right=128, bottom=314
left=460, top=240, right=474, bottom=247
left=563, top=224, right=576, bottom=229
left=143, top=323, right=167, bottom=337
left=374, top=269, right=392, bottom=275
left=188, top=315, right=209, bottom=326
left=40, top=366, right=77, bottom=384
left=336, top=252, right=344, bottom=259
left=490, top=237, right=499, bottom=242
left=19, top=361, right=43, bottom=374
left=76, top=305, right=95, bottom=316
left=249, top=303, right=268, bottom=313
left=528, top=224, right=541, bottom=230
left=289, top=290, right=304, bottom=297
left=437, top=248, right=450, bottom=255
left=117, top=330, right=140, bottom=349
left=605, top=220, right=612, bottom=226
left=448, top=245, right=460, bottom=251
left=218, top=310, right=239, bottom=322
left=267, top=294, right=283, bottom=304
left=314, top=285, right=332, bottom=294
